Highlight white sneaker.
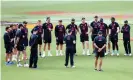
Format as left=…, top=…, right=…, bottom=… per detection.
left=87, top=51, right=91, bottom=56
left=41, top=52, right=45, bottom=58
left=71, top=66, right=76, bottom=68
left=24, top=64, right=29, bottom=67
left=129, top=54, right=132, bottom=56
left=56, top=53, right=59, bottom=56
left=111, top=53, right=114, bottom=56
left=124, top=54, right=128, bottom=56
left=117, top=53, right=119, bottom=56
left=48, top=53, right=52, bottom=56
left=60, top=53, right=63, bottom=56
left=105, top=52, right=108, bottom=56
left=82, top=51, right=85, bottom=55
left=12, top=58, right=17, bottom=61
left=17, top=63, right=23, bottom=67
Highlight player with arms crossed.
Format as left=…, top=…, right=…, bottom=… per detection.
left=121, top=20, right=132, bottom=56
left=42, top=17, right=53, bottom=57
left=79, top=17, right=91, bottom=56
left=66, top=18, right=79, bottom=55
left=94, top=31, right=106, bottom=71
left=109, top=17, right=120, bottom=56
left=55, top=20, right=66, bottom=56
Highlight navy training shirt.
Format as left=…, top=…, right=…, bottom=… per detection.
left=121, top=24, right=130, bottom=39
left=66, top=24, right=78, bottom=36
left=3, top=32, right=11, bottom=48
left=64, top=35, right=75, bottom=48
left=29, top=34, right=38, bottom=48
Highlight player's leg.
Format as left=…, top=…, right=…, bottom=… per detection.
left=16, top=50, right=23, bottom=67
left=59, top=44, right=63, bottom=56
left=98, top=52, right=104, bottom=71
left=48, top=37, right=52, bottom=56
left=85, top=36, right=90, bottom=56
left=38, top=37, right=42, bottom=57
left=95, top=52, right=99, bottom=70
left=127, top=39, right=132, bottom=56
left=33, top=49, right=38, bottom=68
left=123, top=39, right=128, bottom=56
left=65, top=48, right=69, bottom=67
left=70, top=49, right=75, bottom=68
left=29, top=51, right=33, bottom=68
left=22, top=49, right=29, bottom=67
left=42, top=42, right=46, bottom=57
left=115, top=36, right=119, bottom=56
left=56, top=44, right=59, bottom=56
left=91, top=35, right=95, bottom=54
left=111, top=38, right=115, bottom=56
left=82, top=42, right=85, bottom=55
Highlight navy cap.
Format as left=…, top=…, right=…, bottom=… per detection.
left=94, top=16, right=98, bottom=18
left=100, top=18, right=103, bottom=22
left=98, top=31, right=102, bottom=34
left=23, top=21, right=28, bottom=24
left=124, top=20, right=128, bottom=23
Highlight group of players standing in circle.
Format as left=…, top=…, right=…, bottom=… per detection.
left=4, top=15, right=131, bottom=70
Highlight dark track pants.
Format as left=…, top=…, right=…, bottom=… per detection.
left=123, top=38, right=131, bottom=54
left=29, top=48, right=38, bottom=68
left=65, top=47, right=74, bottom=66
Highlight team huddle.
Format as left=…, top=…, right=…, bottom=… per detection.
left=3, top=16, right=132, bottom=71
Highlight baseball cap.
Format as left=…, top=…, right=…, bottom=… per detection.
left=94, top=16, right=98, bottom=18
left=98, top=31, right=102, bottom=35
left=23, top=21, right=28, bottom=24
left=100, top=18, right=103, bottom=22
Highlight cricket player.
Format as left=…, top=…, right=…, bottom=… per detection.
left=94, top=31, right=106, bottom=71
left=15, top=24, right=29, bottom=67
left=29, top=28, right=38, bottom=68
left=31, top=20, right=43, bottom=57
left=4, top=27, right=14, bottom=65
left=9, top=24, right=17, bottom=61
left=64, top=30, right=76, bottom=68
left=109, top=17, right=120, bottom=56
left=79, top=17, right=91, bottom=55
left=66, top=18, right=79, bottom=55
left=121, top=20, right=132, bottom=56
left=98, top=18, right=108, bottom=55
left=22, top=21, right=28, bottom=59
left=42, top=17, right=53, bottom=57
left=90, top=16, right=100, bottom=54
left=55, top=20, right=66, bottom=56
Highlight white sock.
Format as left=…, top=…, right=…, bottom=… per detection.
left=56, top=50, right=59, bottom=56
left=82, top=49, right=85, bottom=55
left=60, top=50, right=63, bottom=55
left=87, top=49, right=90, bottom=53
left=43, top=51, right=45, bottom=56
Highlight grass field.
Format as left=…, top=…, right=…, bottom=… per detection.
left=1, top=1, right=133, bottom=80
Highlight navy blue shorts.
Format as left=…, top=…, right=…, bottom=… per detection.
left=23, top=38, right=28, bottom=46
left=38, top=36, right=42, bottom=45
left=91, top=34, right=97, bottom=41
left=17, top=45, right=25, bottom=51
left=56, top=38, right=63, bottom=45
left=5, top=45, right=12, bottom=54
left=80, top=34, right=89, bottom=42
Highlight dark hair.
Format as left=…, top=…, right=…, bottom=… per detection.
left=18, top=24, right=23, bottom=28
left=10, top=24, right=13, bottom=28
left=5, top=27, right=9, bottom=31
left=38, top=20, right=41, bottom=22
left=23, top=21, right=28, bottom=24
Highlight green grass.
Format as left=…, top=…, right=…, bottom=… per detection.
left=1, top=1, right=133, bottom=80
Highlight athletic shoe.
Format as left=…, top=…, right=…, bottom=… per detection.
left=105, top=52, right=108, bottom=56
left=129, top=54, right=132, bottom=56
left=82, top=51, right=85, bottom=55
left=5, top=62, right=11, bottom=66
left=98, top=69, right=103, bottom=72
left=9, top=61, right=14, bottom=65
left=94, top=68, right=97, bottom=71
left=17, top=63, right=23, bottom=67
left=59, top=53, right=63, bottom=56
left=87, top=51, right=91, bottom=56
left=48, top=53, right=52, bottom=56
left=56, top=53, right=59, bottom=56
left=124, top=53, right=128, bottom=56
left=41, top=53, right=45, bottom=58
left=111, top=53, right=114, bottom=56
left=12, top=57, right=17, bottom=61
left=65, top=66, right=69, bottom=68
left=24, top=64, right=29, bottom=67
left=71, top=66, right=76, bottom=68
left=116, top=53, right=119, bottom=56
